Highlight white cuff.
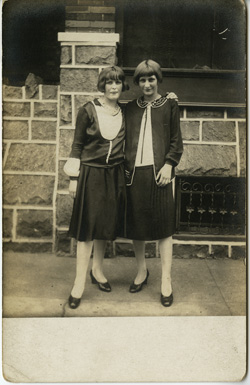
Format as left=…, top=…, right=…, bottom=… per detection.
left=63, top=158, right=80, bottom=177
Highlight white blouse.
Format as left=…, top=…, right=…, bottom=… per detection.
left=94, top=104, right=122, bottom=141
left=135, top=104, right=154, bottom=166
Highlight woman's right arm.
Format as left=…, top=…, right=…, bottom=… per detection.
left=63, top=106, right=90, bottom=195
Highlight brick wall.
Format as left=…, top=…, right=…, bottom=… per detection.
left=2, top=84, right=59, bottom=252
left=65, top=0, right=115, bottom=32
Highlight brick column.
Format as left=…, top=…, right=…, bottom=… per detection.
left=56, top=32, right=119, bottom=255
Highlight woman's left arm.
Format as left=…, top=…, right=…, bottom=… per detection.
left=156, top=99, right=183, bottom=186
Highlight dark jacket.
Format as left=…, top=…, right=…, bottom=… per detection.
left=70, top=99, right=125, bottom=168
left=124, top=97, right=183, bottom=185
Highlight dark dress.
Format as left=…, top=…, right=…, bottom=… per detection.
left=124, top=95, right=183, bottom=241
left=66, top=99, right=126, bottom=241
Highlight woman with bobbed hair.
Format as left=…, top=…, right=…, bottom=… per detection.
left=64, top=66, right=129, bottom=309
left=124, top=59, right=183, bottom=307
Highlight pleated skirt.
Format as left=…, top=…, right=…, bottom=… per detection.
left=68, top=163, right=126, bottom=241
left=126, top=165, right=176, bottom=240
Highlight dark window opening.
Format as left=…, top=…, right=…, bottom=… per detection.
left=2, top=0, right=66, bottom=86
left=116, top=0, right=246, bottom=71
left=116, top=0, right=246, bottom=105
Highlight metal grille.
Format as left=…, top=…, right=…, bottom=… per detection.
left=176, top=177, right=246, bottom=235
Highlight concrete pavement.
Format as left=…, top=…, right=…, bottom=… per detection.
left=2, top=252, right=246, bottom=317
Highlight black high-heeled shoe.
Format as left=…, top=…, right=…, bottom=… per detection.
left=90, top=270, right=111, bottom=292
left=129, top=269, right=149, bottom=293
left=68, top=294, right=81, bottom=309
left=160, top=292, right=173, bottom=307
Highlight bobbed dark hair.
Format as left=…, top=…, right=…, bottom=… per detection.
left=133, top=59, right=163, bottom=85
left=97, top=66, right=129, bottom=92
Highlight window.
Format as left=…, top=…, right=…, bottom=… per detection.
left=3, top=0, right=65, bottom=85
left=116, top=0, right=245, bottom=70
left=116, top=0, right=246, bottom=105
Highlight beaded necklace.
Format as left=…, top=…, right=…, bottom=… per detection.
left=99, top=97, right=121, bottom=116
left=137, top=93, right=175, bottom=109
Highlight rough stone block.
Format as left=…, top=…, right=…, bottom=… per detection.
left=56, top=230, right=72, bottom=256
left=176, top=144, right=237, bottom=176
left=60, top=68, right=99, bottom=92
left=238, top=122, right=246, bottom=176
left=3, top=102, right=30, bottom=117
left=75, top=94, right=97, bottom=118
left=56, top=194, right=73, bottom=227
left=42, top=85, right=58, bottom=100
left=25, top=88, right=39, bottom=99
left=25, top=73, right=43, bottom=99
left=60, top=95, right=72, bottom=125
left=104, top=241, right=114, bottom=258
left=59, top=129, right=74, bottom=157
left=3, top=175, right=55, bottom=206
left=144, top=242, right=157, bottom=258
left=186, top=107, right=224, bottom=118
left=58, top=160, right=70, bottom=190
left=231, top=245, right=246, bottom=259
left=31, top=121, right=57, bottom=141
left=75, top=46, right=116, bottom=65
left=180, top=121, right=199, bottom=141
left=3, top=209, right=13, bottom=238
left=3, top=120, right=29, bottom=140
left=115, top=241, right=134, bottom=257
left=16, top=210, right=53, bottom=238
left=227, top=108, right=246, bottom=119
left=34, top=102, right=57, bottom=118
left=3, top=86, right=23, bottom=99
left=202, top=121, right=236, bottom=142
left=211, top=245, right=229, bottom=259
left=4, top=144, right=56, bottom=172
left=173, top=244, right=209, bottom=259
left=61, top=46, right=72, bottom=64
left=3, top=242, right=53, bottom=253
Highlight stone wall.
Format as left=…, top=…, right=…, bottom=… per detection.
left=2, top=84, right=59, bottom=252
left=176, top=106, right=246, bottom=177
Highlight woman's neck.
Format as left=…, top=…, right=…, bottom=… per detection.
left=143, top=93, right=161, bottom=102
left=102, top=96, right=118, bottom=108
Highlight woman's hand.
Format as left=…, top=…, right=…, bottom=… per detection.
left=69, top=180, right=78, bottom=197
left=156, top=164, right=172, bottom=186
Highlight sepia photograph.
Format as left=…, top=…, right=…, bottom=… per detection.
left=2, top=0, right=247, bottom=382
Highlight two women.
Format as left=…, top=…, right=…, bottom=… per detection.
left=64, top=60, right=183, bottom=309
left=64, top=66, right=128, bottom=309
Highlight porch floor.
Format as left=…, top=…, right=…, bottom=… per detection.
left=2, top=252, right=246, bottom=317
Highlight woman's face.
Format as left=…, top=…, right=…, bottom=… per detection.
left=139, top=75, right=158, bottom=98
left=104, top=79, right=123, bottom=101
